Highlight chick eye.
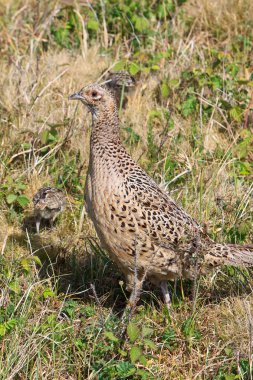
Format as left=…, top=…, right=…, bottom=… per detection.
left=91, top=91, right=97, bottom=97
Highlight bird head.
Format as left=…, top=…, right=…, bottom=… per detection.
left=69, top=84, right=116, bottom=116
left=106, top=70, right=135, bottom=88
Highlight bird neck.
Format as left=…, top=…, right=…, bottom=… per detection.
left=91, top=106, right=120, bottom=146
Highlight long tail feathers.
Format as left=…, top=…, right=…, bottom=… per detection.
left=206, top=243, right=253, bottom=268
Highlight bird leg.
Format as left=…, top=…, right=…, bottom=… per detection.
left=122, top=241, right=144, bottom=320
left=160, top=280, right=171, bottom=311
left=49, top=218, right=54, bottom=229
left=120, top=279, right=143, bottom=336
left=35, top=217, right=41, bottom=234
left=128, top=280, right=142, bottom=310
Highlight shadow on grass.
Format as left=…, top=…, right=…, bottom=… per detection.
left=8, top=227, right=129, bottom=311
left=7, top=226, right=253, bottom=313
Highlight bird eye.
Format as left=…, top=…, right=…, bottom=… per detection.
left=91, top=91, right=97, bottom=97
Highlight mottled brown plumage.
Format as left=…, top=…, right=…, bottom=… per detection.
left=33, top=187, right=66, bottom=233
left=102, top=70, right=135, bottom=108
left=69, top=84, right=253, bottom=308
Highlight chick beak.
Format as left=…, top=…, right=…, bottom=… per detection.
left=69, top=91, right=84, bottom=101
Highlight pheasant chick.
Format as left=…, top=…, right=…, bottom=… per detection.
left=33, top=187, right=66, bottom=233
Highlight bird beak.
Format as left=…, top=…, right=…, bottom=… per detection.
left=69, top=91, right=84, bottom=101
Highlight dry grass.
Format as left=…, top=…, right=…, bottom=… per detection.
left=183, top=0, right=253, bottom=43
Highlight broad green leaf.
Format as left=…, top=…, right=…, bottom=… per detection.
left=47, top=132, right=57, bottom=142
left=115, top=361, right=136, bottom=377
left=21, top=143, right=31, bottom=149
left=6, top=176, right=14, bottom=185
left=130, top=346, right=142, bottom=363
left=6, top=319, right=17, bottom=330
left=142, top=326, right=153, bottom=337
left=206, top=66, right=213, bottom=76
left=144, top=339, right=156, bottom=349
left=17, top=195, right=30, bottom=207
left=149, top=110, right=162, bottom=119
left=20, top=256, right=41, bottom=272
left=224, top=347, right=233, bottom=356
left=209, top=75, right=222, bottom=89
left=6, top=194, right=17, bottom=204
left=40, top=130, right=49, bottom=145
left=113, top=60, right=125, bottom=71
left=20, top=258, right=30, bottom=272
left=136, top=369, right=152, bottom=379
left=230, top=106, right=242, bottom=122
left=238, top=221, right=251, bottom=236
left=0, top=324, right=6, bottom=337
left=31, top=255, right=42, bottom=266
left=118, top=349, right=127, bottom=357
left=75, top=338, right=85, bottom=349
left=224, top=375, right=240, bottom=380
left=0, top=320, right=17, bottom=337
left=15, top=182, right=26, bottom=190
left=43, top=288, right=55, bottom=298
left=16, top=183, right=26, bottom=190
left=161, top=82, right=169, bottom=98
left=229, top=63, right=239, bottom=78
left=129, top=63, right=140, bottom=76
left=134, top=16, right=149, bottom=32
left=142, top=67, right=151, bottom=75
left=181, top=95, right=197, bottom=117
left=9, top=280, right=21, bottom=294
left=87, top=19, right=99, bottom=31
left=237, top=161, right=251, bottom=175
left=127, top=322, right=140, bottom=343
left=104, top=331, right=119, bottom=342
left=139, top=355, right=147, bottom=366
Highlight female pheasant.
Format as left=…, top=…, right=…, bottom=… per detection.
left=69, top=84, right=253, bottom=308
